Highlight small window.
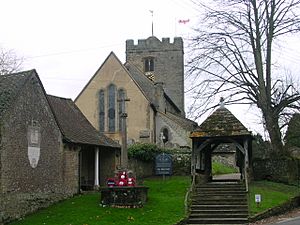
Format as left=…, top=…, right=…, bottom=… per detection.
left=144, top=58, right=154, bottom=72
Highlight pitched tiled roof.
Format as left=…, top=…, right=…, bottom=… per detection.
left=124, top=62, right=181, bottom=113
left=124, top=62, right=156, bottom=103
left=47, top=95, right=120, bottom=148
left=163, top=111, right=198, bottom=130
left=190, top=107, right=251, bottom=138
left=0, top=70, right=35, bottom=121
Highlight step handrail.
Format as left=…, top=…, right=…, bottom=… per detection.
left=184, top=174, right=196, bottom=214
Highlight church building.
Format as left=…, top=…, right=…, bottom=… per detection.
left=75, top=36, right=197, bottom=148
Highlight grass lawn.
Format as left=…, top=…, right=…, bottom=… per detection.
left=9, top=176, right=190, bottom=225
left=212, top=161, right=238, bottom=175
left=249, top=180, right=300, bottom=216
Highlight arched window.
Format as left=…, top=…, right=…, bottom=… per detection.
left=144, top=58, right=154, bottom=72
left=108, top=84, right=116, bottom=132
left=118, top=89, right=126, bottom=131
left=162, top=128, right=169, bottom=143
left=99, top=90, right=105, bottom=132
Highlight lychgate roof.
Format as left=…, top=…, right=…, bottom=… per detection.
left=48, top=95, right=120, bottom=148
left=191, top=107, right=251, bottom=138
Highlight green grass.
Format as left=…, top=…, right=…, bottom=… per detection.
left=10, top=176, right=190, bottom=225
left=249, top=180, right=300, bottom=216
left=212, top=161, right=239, bottom=175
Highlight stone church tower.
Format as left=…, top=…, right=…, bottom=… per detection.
left=126, top=36, right=185, bottom=115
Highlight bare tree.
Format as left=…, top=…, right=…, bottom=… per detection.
left=0, top=47, right=23, bottom=75
left=187, top=0, right=300, bottom=154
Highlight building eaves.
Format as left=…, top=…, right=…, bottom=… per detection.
left=47, top=95, right=120, bottom=148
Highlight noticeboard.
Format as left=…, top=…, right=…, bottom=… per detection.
left=155, top=153, right=172, bottom=175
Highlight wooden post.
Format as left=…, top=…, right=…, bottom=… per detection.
left=244, top=139, right=249, bottom=192
left=94, top=147, right=99, bottom=187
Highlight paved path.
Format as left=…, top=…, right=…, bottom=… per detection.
left=250, top=208, right=300, bottom=225
left=213, top=173, right=241, bottom=181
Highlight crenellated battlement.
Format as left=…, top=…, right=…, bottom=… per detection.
left=126, top=36, right=183, bottom=51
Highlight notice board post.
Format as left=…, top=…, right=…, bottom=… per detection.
left=155, top=153, right=172, bottom=180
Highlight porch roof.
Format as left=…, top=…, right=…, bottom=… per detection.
left=190, top=106, right=251, bottom=138
left=48, top=95, right=120, bottom=148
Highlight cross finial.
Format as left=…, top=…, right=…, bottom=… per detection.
left=219, top=97, right=225, bottom=108
left=150, top=10, right=154, bottom=36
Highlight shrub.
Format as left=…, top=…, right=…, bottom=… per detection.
left=128, top=143, right=163, bottom=161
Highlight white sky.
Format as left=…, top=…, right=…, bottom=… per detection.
left=0, top=0, right=198, bottom=98
left=1, top=0, right=300, bottom=136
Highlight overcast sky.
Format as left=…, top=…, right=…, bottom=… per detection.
left=0, top=0, right=198, bottom=97
left=1, top=0, right=300, bottom=136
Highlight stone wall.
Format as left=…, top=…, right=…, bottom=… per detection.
left=0, top=76, right=79, bottom=224
left=100, top=148, right=119, bottom=185
left=0, top=76, right=63, bottom=194
left=252, top=158, right=300, bottom=184
left=0, top=193, right=67, bottom=224
left=63, top=145, right=80, bottom=194
left=212, top=153, right=238, bottom=169
left=126, top=37, right=185, bottom=114
left=128, top=158, right=154, bottom=179
left=128, top=149, right=191, bottom=179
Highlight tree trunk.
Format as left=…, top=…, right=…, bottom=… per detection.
left=263, top=109, right=284, bottom=155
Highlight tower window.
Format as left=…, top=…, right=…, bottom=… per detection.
left=144, top=58, right=154, bottom=72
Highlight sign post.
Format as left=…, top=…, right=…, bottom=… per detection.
left=155, top=153, right=173, bottom=180
left=255, top=194, right=261, bottom=207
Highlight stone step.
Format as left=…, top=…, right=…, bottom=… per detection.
left=187, top=217, right=248, bottom=224
left=191, top=204, right=248, bottom=210
left=189, top=213, right=248, bottom=218
left=198, top=183, right=243, bottom=187
left=193, top=194, right=247, bottom=199
left=194, top=193, right=247, bottom=198
left=190, top=209, right=248, bottom=214
left=196, top=187, right=246, bottom=192
left=188, top=182, right=248, bottom=225
left=192, top=199, right=247, bottom=205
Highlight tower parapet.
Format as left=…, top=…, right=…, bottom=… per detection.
left=126, top=37, right=183, bottom=53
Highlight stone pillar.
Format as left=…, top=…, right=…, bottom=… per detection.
left=95, top=147, right=99, bottom=187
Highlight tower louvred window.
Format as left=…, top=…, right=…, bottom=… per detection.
left=144, top=58, right=154, bottom=72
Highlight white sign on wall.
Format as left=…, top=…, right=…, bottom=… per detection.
left=27, top=124, right=41, bottom=168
